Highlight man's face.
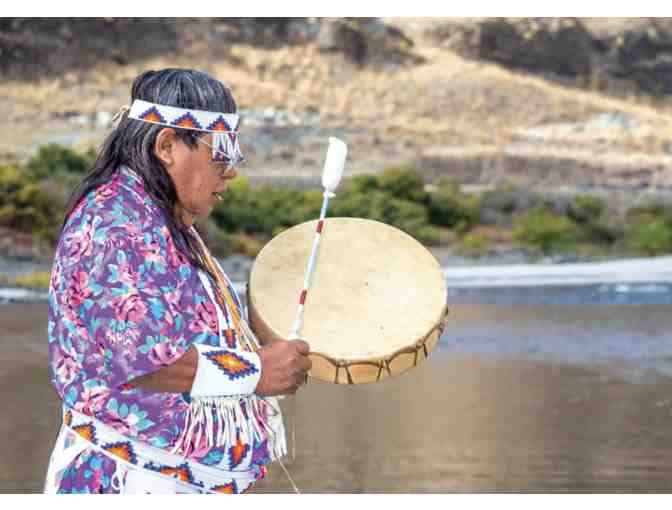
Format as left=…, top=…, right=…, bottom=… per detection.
left=165, top=132, right=237, bottom=225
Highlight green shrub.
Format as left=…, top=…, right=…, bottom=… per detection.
left=25, top=144, right=95, bottom=182
left=348, top=174, right=379, bottom=195
left=0, top=165, right=66, bottom=243
left=456, top=231, right=491, bottom=258
left=0, top=165, right=24, bottom=195
left=567, top=195, right=606, bottom=225
left=427, top=178, right=480, bottom=233
left=376, top=166, right=428, bottom=203
left=331, top=189, right=434, bottom=242
left=212, top=172, right=438, bottom=251
left=626, top=201, right=672, bottom=226
left=11, top=144, right=672, bottom=260
left=344, top=166, right=428, bottom=203
left=626, top=216, right=672, bottom=256
left=413, top=225, right=443, bottom=246
left=512, top=205, right=578, bottom=254
left=200, top=166, right=438, bottom=249
left=213, top=178, right=322, bottom=237
left=566, top=195, right=622, bottom=246
left=622, top=201, right=672, bottom=256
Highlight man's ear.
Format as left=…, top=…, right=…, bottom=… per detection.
left=154, top=128, right=178, bottom=167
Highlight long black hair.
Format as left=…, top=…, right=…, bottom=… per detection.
left=61, top=68, right=238, bottom=273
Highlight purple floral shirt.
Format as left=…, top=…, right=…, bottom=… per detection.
left=48, top=166, right=268, bottom=492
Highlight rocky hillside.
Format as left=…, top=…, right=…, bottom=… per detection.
left=2, top=17, right=672, bottom=199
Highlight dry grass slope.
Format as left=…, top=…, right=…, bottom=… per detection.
left=1, top=18, right=671, bottom=190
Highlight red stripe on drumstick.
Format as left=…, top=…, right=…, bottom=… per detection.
left=316, top=220, right=324, bottom=234
left=299, top=289, right=308, bottom=305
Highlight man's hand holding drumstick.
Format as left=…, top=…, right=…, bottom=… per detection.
left=127, top=340, right=309, bottom=396
left=255, top=339, right=312, bottom=396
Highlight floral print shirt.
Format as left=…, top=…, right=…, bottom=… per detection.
left=47, top=166, right=269, bottom=493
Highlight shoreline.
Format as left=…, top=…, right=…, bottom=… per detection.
left=3, top=254, right=671, bottom=305
left=443, top=255, right=672, bottom=288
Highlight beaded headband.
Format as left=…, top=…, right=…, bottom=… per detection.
left=127, top=99, right=244, bottom=164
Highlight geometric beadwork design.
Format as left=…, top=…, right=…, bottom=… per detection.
left=228, top=429, right=250, bottom=469
left=224, top=329, right=237, bottom=349
left=206, top=115, right=233, bottom=132
left=102, top=441, right=137, bottom=465
left=72, top=423, right=97, bottom=444
left=139, top=106, right=167, bottom=124
left=250, top=437, right=269, bottom=466
left=144, top=461, right=195, bottom=484
left=210, top=481, right=237, bottom=494
left=204, top=350, right=258, bottom=380
left=128, top=100, right=240, bottom=136
left=172, top=112, right=202, bottom=130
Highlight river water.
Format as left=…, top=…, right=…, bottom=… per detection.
left=1, top=283, right=671, bottom=493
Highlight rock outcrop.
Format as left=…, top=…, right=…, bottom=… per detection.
left=428, top=18, right=595, bottom=77
left=612, top=20, right=672, bottom=95
left=0, top=19, right=180, bottom=78
left=0, top=18, right=423, bottom=79
left=428, top=17, right=672, bottom=97
left=316, top=18, right=423, bottom=68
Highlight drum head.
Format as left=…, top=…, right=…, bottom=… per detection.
left=248, top=217, right=447, bottom=383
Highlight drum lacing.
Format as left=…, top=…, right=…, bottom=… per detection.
left=315, top=304, right=450, bottom=384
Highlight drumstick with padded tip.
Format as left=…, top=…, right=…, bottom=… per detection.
left=289, top=137, right=347, bottom=340
left=284, top=137, right=346, bottom=472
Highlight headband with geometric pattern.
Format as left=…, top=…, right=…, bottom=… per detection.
left=128, top=99, right=244, bottom=164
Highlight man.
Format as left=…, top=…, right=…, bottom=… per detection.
left=44, top=68, right=310, bottom=493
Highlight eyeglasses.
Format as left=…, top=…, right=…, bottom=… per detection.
left=197, top=136, right=245, bottom=170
